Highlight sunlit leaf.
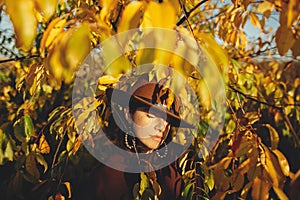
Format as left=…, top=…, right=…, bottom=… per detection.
left=36, top=153, right=48, bottom=173
left=182, top=182, right=194, bottom=200
left=64, top=182, right=72, bottom=198
left=5, top=0, right=37, bottom=52
left=196, top=32, right=229, bottom=74
left=280, top=0, right=300, bottom=27
left=257, top=1, right=274, bottom=15
left=249, top=13, right=261, bottom=30
left=272, top=149, right=290, bottom=177
left=46, top=23, right=92, bottom=84
left=263, top=124, right=279, bottom=150
left=34, top=0, right=59, bottom=22
left=4, top=140, right=14, bottom=162
left=118, top=1, right=146, bottom=32
left=38, top=134, right=50, bottom=154
left=251, top=177, right=271, bottom=200
left=262, top=144, right=285, bottom=188
left=99, top=0, right=119, bottom=23
left=142, top=0, right=177, bottom=29
left=39, top=17, right=67, bottom=57
left=241, top=181, right=253, bottom=198
left=24, top=114, right=34, bottom=139
left=140, top=173, right=149, bottom=195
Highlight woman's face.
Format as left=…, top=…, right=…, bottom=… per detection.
left=131, top=108, right=170, bottom=150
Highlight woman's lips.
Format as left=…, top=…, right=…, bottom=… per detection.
left=150, top=135, right=162, bottom=142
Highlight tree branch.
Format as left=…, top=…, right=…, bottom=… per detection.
left=228, top=85, right=300, bottom=108
left=0, top=54, right=40, bottom=64
left=177, top=0, right=209, bottom=26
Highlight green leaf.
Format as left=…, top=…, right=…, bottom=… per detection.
left=24, top=114, right=34, bottom=139
left=36, top=153, right=48, bottom=173
left=4, top=140, right=14, bottom=162
left=207, top=170, right=215, bottom=191
left=140, top=173, right=149, bottom=194
left=182, top=182, right=194, bottom=200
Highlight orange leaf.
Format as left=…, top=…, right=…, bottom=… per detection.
left=39, top=134, right=50, bottom=154
left=275, top=26, right=296, bottom=55
left=251, top=177, right=271, bottom=200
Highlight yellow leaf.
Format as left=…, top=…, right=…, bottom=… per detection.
left=36, top=153, right=48, bottom=173
left=63, top=24, right=92, bottom=78
left=262, top=144, right=286, bottom=188
left=45, top=33, right=66, bottom=83
left=241, top=181, right=253, bottom=198
left=99, top=74, right=121, bottom=85
left=118, top=1, right=146, bottom=33
left=251, top=177, right=271, bottom=200
left=275, top=26, right=296, bottom=56
left=196, top=32, right=229, bottom=74
left=39, top=134, right=50, bottom=154
left=249, top=13, right=261, bottom=30
left=264, top=124, right=279, bottom=150
left=273, top=186, right=288, bottom=200
left=34, top=0, right=58, bottom=22
left=39, top=17, right=67, bottom=56
left=272, top=149, right=290, bottom=177
left=99, top=0, right=119, bottom=23
left=142, top=0, right=177, bottom=29
left=280, top=0, right=300, bottom=27
left=257, top=1, right=274, bottom=14
left=5, top=0, right=38, bottom=52
left=64, top=182, right=72, bottom=198
left=101, top=36, right=131, bottom=77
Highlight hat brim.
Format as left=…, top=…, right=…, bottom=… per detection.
left=106, top=88, right=195, bottom=129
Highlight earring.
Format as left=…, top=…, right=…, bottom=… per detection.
left=156, top=142, right=168, bottom=158
left=125, top=131, right=136, bottom=149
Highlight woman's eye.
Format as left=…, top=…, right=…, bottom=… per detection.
left=147, top=114, right=155, bottom=118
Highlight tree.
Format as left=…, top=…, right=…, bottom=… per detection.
left=0, top=0, right=299, bottom=199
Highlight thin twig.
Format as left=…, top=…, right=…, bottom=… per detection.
left=51, top=127, right=68, bottom=177
left=281, top=110, right=300, bottom=147
left=0, top=54, right=40, bottom=64
left=228, top=85, right=300, bottom=109
left=177, top=0, right=209, bottom=26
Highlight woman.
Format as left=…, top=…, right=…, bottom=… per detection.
left=76, top=74, right=195, bottom=200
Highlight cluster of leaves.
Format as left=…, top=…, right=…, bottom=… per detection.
left=0, top=0, right=299, bottom=199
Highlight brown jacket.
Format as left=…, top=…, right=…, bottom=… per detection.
left=76, top=162, right=183, bottom=200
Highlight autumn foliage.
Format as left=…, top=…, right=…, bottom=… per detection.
left=0, top=0, right=299, bottom=199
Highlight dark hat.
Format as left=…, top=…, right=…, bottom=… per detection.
left=106, top=79, right=195, bottom=129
